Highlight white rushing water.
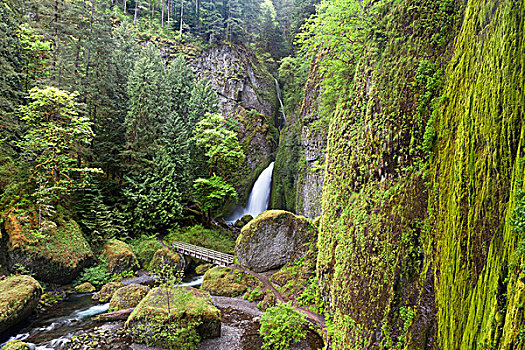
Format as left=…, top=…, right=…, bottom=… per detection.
left=228, top=162, right=275, bottom=223
left=274, top=79, right=286, bottom=126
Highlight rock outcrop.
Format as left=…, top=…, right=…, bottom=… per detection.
left=3, top=209, right=94, bottom=284
left=0, top=275, right=42, bottom=334
left=102, top=240, right=138, bottom=274
left=271, top=60, right=326, bottom=218
left=193, top=45, right=278, bottom=201
left=109, top=284, right=150, bottom=312
left=235, top=210, right=316, bottom=272
left=126, top=286, right=221, bottom=347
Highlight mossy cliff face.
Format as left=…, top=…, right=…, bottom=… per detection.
left=317, top=0, right=525, bottom=349
left=429, top=0, right=525, bottom=348
left=271, top=59, right=326, bottom=218
left=3, top=209, right=94, bottom=284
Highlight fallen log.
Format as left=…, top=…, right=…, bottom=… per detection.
left=93, top=308, right=134, bottom=322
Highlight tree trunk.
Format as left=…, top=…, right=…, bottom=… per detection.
left=134, top=0, right=139, bottom=24
left=179, top=0, right=183, bottom=40
left=123, top=0, right=126, bottom=13
left=161, top=0, right=165, bottom=27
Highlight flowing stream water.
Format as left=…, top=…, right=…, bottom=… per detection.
left=228, top=162, right=274, bottom=223
left=0, top=275, right=204, bottom=349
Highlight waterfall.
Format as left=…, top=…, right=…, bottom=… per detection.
left=228, top=162, right=275, bottom=223
left=274, top=79, right=286, bottom=126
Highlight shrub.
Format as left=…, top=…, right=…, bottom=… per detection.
left=259, top=301, right=307, bottom=350
left=75, top=260, right=110, bottom=288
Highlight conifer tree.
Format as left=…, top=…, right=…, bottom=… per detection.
left=124, top=42, right=168, bottom=172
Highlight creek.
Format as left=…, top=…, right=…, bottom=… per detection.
left=0, top=275, right=203, bottom=349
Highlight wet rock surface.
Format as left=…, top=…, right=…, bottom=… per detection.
left=236, top=210, right=317, bottom=272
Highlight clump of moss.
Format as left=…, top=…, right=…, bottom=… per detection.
left=74, top=282, right=96, bottom=293
left=2, top=340, right=30, bottom=350
left=102, top=239, right=138, bottom=274
left=0, top=275, right=43, bottom=334
left=201, top=266, right=261, bottom=297
left=109, top=284, right=150, bottom=312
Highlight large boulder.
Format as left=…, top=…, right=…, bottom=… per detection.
left=109, top=284, right=150, bottom=312
left=3, top=209, right=94, bottom=284
left=149, top=248, right=186, bottom=271
left=235, top=210, right=316, bottom=272
left=0, top=275, right=42, bottom=334
left=126, top=286, right=221, bottom=348
left=132, top=238, right=163, bottom=269
left=102, top=240, right=138, bottom=274
left=201, top=266, right=261, bottom=297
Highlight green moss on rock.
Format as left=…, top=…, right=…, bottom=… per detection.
left=132, top=238, right=163, bottom=269
left=236, top=210, right=316, bottom=272
left=126, top=286, right=221, bottom=347
left=0, top=275, right=42, bottom=334
left=149, top=248, right=185, bottom=271
left=109, top=284, right=150, bottom=312
left=74, top=282, right=95, bottom=293
left=3, top=209, right=94, bottom=284
left=102, top=240, right=138, bottom=274
left=92, top=281, right=123, bottom=303
left=201, top=266, right=261, bottom=297
left=1, top=340, right=30, bottom=350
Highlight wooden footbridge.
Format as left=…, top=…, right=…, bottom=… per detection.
left=172, top=241, right=234, bottom=266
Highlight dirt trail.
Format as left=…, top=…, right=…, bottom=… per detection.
left=231, top=265, right=326, bottom=332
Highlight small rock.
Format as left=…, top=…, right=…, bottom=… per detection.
left=75, top=282, right=96, bottom=293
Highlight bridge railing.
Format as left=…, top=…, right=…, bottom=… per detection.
left=172, top=241, right=234, bottom=266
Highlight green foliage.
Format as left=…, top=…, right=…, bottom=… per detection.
left=164, top=224, right=235, bottom=254
left=193, top=113, right=245, bottom=179
left=125, top=43, right=168, bottom=171
left=132, top=237, right=164, bottom=268
left=75, top=261, right=111, bottom=288
left=259, top=301, right=308, bottom=350
left=510, top=188, right=525, bottom=271
left=193, top=177, right=238, bottom=216
left=17, top=23, right=50, bottom=91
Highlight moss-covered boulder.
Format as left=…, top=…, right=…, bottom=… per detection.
left=0, top=275, right=42, bottom=334
left=234, top=214, right=253, bottom=228
left=102, top=240, right=138, bottom=274
left=92, top=281, right=123, bottom=303
left=235, top=210, right=316, bottom=272
left=132, top=238, right=163, bottom=269
left=74, top=282, right=95, bottom=293
left=126, top=286, right=221, bottom=348
left=3, top=209, right=94, bottom=284
left=201, top=266, right=261, bottom=297
left=1, top=340, right=30, bottom=350
left=109, top=284, right=150, bottom=312
left=195, top=263, right=213, bottom=275
left=149, top=248, right=186, bottom=271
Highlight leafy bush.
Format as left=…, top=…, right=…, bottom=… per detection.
left=75, top=261, right=110, bottom=288
left=259, top=301, right=307, bottom=350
